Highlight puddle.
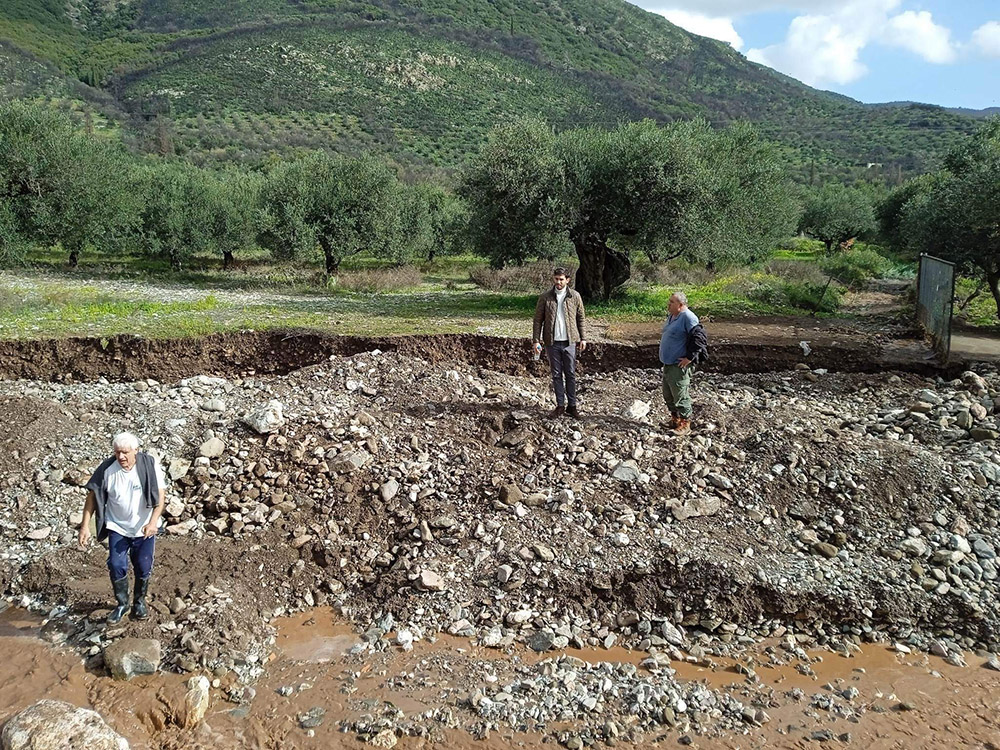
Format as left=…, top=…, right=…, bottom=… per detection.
left=274, top=611, right=362, bottom=663
left=2, top=604, right=1000, bottom=749
left=0, top=607, right=43, bottom=638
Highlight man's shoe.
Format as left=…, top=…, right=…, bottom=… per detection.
left=566, top=404, right=580, bottom=419
left=108, top=576, right=130, bottom=624
left=131, top=577, right=150, bottom=620
left=548, top=405, right=565, bottom=419
left=673, top=418, right=692, bottom=436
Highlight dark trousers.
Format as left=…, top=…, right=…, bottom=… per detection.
left=546, top=340, right=577, bottom=406
left=107, top=530, right=155, bottom=581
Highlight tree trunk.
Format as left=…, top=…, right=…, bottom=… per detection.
left=988, top=269, right=1000, bottom=321
left=222, top=250, right=234, bottom=270
left=571, top=234, right=630, bottom=302
left=317, top=237, right=340, bottom=276
left=68, top=248, right=79, bottom=268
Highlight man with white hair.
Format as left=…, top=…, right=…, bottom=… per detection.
left=78, top=432, right=166, bottom=624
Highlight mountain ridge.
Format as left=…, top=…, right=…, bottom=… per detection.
left=0, top=0, right=982, bottom=180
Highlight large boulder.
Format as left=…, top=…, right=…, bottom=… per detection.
left=1, top=700, right=129, bottom=750
left=103, top=638, right=161, bottom=681
left=197, top=438, right=226, bottom=459
left=242, top=400, right=285, bottom=434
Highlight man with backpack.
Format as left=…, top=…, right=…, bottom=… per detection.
left=659, top=292, right=708, bottom=434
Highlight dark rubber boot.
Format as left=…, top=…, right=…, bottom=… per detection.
left=131, top=577, right=150, bottom=620
left=108, top=577, right=130, bottom=624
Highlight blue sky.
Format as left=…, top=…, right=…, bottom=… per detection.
left=632, top=1, right=1000, bottom=109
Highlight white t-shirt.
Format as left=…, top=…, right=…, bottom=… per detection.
left=554, top=288, right=569, bottom=341
left=104, top=457, right=165, bottom=538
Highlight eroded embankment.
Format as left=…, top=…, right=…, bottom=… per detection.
left=0, top=330, right=954, bottom=383
left=1, top=335, right=998, bottom=747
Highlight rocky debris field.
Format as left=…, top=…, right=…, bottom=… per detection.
left=1, top=343, right=999, bottom=746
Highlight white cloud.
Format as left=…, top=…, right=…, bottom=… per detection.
left=972, top=21, right=1000, bottom=58
left=746, top=0, right=897, bottom=86
left=884, top=10, right=956, bottom=63
left=657, top=9, right=743, bottom=49
left=635, top=1, right=840, bottom=16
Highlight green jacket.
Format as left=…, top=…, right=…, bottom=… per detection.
left=533, top=287, right=586, bottom=345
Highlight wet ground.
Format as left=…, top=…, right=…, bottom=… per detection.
left=3, top=605, right=1000, bottom=750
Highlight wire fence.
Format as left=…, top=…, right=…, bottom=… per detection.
left=917, top=254, right=955, bottom=361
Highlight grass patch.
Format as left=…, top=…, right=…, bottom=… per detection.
left=955, top=277, right=1000, bottom=330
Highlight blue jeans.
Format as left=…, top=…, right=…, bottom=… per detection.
left=107, top=530, right=155, bottom=581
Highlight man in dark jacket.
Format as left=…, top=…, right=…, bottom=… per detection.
left=79, top=432, right=166, bottom=624
left=533, top=267, right=587, bottom=418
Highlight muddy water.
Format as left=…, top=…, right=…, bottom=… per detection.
left=2, top=605, right=1000, bottom=749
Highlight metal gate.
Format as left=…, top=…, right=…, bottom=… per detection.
left=917, top=254, right=955, bottom=361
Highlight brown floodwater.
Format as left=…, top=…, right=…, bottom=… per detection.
left=2, top=606, right=999, bottom=750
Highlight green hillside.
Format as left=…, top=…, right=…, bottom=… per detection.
left=0, top=0, right=982, bottom=180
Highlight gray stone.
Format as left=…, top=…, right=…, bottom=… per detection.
left=900, top=537, right=927, bottom=557
left=201, top=398, right=226, bottom=413
left=499, top=484, right=524, bottom=505
left=973, top=539, right=996, bottom=560
left=970, top=427, right=1000, bottom=442
left=380, top=479, right=400, bottom=502
left=330, top=451, right=370, bottom=474
left=167, top=459, right=191, bottom=482
left=1, top=700, right=129, bottom=750
left=812, top=542, right=839, bottom=559
left=660, top=621, right=685, bottom=646
left=706, top=474, right=733, bottom=490
left=528, top=630, right=556, bottom=652
left=533, top=544, right=555, bottom=562
left=917, top=389, right=943, bottom=405
left=622, top=400, right=651, bottom=420
left=611, top=460, right=641, bottom=482
left=242, top=400, right=284, bottom=434
left=103, top=638, right=161, bottom=680
left=297, top=706, right=325, bottom=729
left=198, top=438, right=226, bottom=459
left=417, top=570, right=446, bottom=592
left=672, top=496, right=722, bottom=521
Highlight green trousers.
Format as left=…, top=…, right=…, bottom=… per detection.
left=662, top=364, right=692, bottom=418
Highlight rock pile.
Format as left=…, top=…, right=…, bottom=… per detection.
left=1, top=349, right=998, bottom=740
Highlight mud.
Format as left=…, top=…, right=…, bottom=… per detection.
left=0, top=330, right=965, bottom=385
left=3, top=606, right=1000, bottom=750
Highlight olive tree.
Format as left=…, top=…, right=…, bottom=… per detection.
left=137, top=162, right=216, bottom=270
left=259, top=152, right=403, bottom=274
left=462, top=118, right=794, bottom=301
left=204, top=169, right=263, bottom=269
left=900, top=120, right=1000, bottom=318
left=0, top=100, right=137, bottom=266
left=799, top=184, right=876, bottom=254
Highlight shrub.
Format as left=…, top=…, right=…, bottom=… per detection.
left=329, top=266, right=423, bottom=293
left=820, top=246, right=892, bottom=288
left=468, top=261, right=571, bottom=293
left=785, top=281, right=842, bottom=313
